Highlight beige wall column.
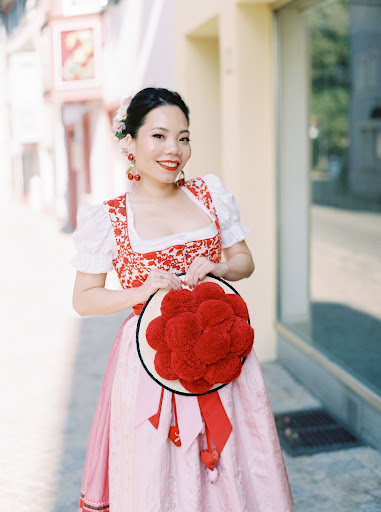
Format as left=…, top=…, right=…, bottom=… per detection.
left=277, top=6, right=310, bottom=331
left=176, top=0, right=277, bottom=360
left=220, top=3, right=276, bottom=360
left=219, top=2, right=241, bottom=193
left=175, top=15, right=221, bottom=178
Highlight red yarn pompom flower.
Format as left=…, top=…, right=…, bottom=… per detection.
left=148, top=282, right=254, bottom=393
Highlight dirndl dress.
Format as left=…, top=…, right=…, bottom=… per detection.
left=72, top=174, right=294, bottom=512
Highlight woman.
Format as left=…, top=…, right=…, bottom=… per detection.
left=72, top=87, right=293, bottom=511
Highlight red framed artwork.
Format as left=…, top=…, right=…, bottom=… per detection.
left=49, top=15, right=103, bottom=101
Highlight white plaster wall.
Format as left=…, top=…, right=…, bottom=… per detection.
left=0, top=24, right=12, bottom=203
left=102, top=0, right=176, bottom=104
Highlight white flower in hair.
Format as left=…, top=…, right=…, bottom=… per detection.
left=113, top=96, right=132, bottom=139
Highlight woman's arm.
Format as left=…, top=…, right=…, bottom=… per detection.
left=73, top=268, right=182, bottom=317
left=219, top=240, right=255, bottom=281
left=184, top=240, right=255, bottom=288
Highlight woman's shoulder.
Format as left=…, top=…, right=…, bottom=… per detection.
left=74, top=202, right=114, bottom=242
left=103, top=193, right=127, bottom=209
left=76, top=202, right=109, bottom=226
left=72, top=202, right=116, bottom=273
left=185, top=174, right=249, bottom=248
left=185, top=173, right=231, bottom=198
left=202, top=173, right=229, bottom=193
left=185, top=173, right=225, bottom=190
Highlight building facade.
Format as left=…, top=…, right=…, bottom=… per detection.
left=175, top=0, right=381, bottom=450
left=0, top=0, right=175, bottom=227
left=2, top=0, right=381, bottom=451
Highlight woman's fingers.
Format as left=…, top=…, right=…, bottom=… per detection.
left=184, top=257, right=215, bottom=288
left=139, top=268, right=182, bottom=302
left=157, top=274, right=182, bottom=290
left=150, top=268, right=182, bottom=291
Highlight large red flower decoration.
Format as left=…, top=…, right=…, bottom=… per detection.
left=146, top=282, right=254, bottom=393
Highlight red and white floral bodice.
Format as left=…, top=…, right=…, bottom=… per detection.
left=72, top=174, right=249, bottom=302
left=103, top=178, right=221, bottom=311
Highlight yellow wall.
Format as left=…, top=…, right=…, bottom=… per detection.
left=175, top=0, right=277, bottom=360
left=183, top=31, right=221, bottom=177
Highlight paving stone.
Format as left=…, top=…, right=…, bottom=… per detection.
left=289, top=484, right=315, bottom=499
left=293, top=494, right=336, bottom=512
left=360, top=502, right=381, bottom=512
left=316, top=457, right=364, bottom=476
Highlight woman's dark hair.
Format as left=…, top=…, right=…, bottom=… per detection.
left=125, top=87, right=190, bottom=138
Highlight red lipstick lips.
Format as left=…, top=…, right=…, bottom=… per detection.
left=157, top=161, right=180, bottom=171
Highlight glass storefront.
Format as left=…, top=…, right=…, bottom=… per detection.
left=277, top=0, right=381, bottom=396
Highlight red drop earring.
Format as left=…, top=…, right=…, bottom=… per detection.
left=126, top=154, right=141, bottom=181
left=176, top=169, right=185, bottom=187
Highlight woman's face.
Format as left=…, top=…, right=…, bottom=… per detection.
left=127, top=105, right=191, bottom=185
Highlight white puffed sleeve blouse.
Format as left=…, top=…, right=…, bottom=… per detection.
left=71, top=174, right=249, bottom=274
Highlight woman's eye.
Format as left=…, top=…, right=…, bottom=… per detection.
left=153, top=134, right=164, bottom=139
left=180, top=137, right=191, bottom=142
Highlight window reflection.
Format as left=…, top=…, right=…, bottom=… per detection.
left=282, top=0, right=381, bottom=395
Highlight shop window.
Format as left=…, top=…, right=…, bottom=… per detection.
left=277, top=0, right=381, bottom=396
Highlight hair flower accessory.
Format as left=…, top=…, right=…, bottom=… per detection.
left=112, top=96, right=132, bottom=139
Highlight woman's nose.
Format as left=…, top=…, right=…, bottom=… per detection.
left=164, top=138, right=181, bottom=154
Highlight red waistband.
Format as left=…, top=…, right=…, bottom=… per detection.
left=133, top=303, right=144, bottom=315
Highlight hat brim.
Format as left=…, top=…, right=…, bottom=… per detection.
left=136, top=274, right=251, bottom=396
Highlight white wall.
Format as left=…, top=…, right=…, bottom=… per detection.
left=102, top=0, right=176, bottom=104
left=0, top=24, right=12, bottom=203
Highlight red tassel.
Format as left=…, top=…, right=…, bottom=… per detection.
left=168, top=394, right=182, bottom=447
left=200, top=422, right=220, bottom=470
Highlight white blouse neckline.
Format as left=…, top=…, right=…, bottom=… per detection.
left=71, top=174, right=250, bottom=273
left=125, top=186, right=218, bottom=253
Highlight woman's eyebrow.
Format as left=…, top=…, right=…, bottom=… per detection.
left=150, top=127, right=190, bottom=134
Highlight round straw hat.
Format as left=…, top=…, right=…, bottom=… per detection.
left=136, top=274, right=254, bottom=396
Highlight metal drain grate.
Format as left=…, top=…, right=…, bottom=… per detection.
left=274, top=408, right=363, bottom=456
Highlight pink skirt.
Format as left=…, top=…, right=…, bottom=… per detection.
left=79, top=314, right=294, bottom=512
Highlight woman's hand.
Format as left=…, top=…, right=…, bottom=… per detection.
left=183, top=241, right=255, bottom=288
left=183, top=257, right=228, bottom=289
left=138, top=267, right=182, bottom=301
left=73, top=267, right=182, bottom=317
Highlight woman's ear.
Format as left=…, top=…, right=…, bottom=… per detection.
left=125, top=133, right=135, bottom=155
left=119, top=134, right=135, bottom=156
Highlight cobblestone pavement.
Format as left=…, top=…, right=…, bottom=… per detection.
left=1, top=203, right=381, bottom=511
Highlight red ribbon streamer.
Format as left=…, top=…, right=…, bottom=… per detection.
left=197, top=392, right=232, bottom=454
left=148, top=388, right=232, bottom=455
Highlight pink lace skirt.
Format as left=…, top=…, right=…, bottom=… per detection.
left=79, top=314, right=293, bottom=512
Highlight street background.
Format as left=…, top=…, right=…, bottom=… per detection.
left=1, top=0, right=381, bottom=509
left=1, top=202, right=381, bottom=511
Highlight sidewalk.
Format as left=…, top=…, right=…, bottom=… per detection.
left=1, top=203, right=381, bottom=511
left=262, top=363, right=381, bottom=512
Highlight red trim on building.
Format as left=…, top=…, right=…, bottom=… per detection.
left=65, top=125, right=78, bottom=230
left=83, top=112, right=91, bottom=194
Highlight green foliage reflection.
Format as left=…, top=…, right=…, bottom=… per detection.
left=309, top=0, right=350, bottom=170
